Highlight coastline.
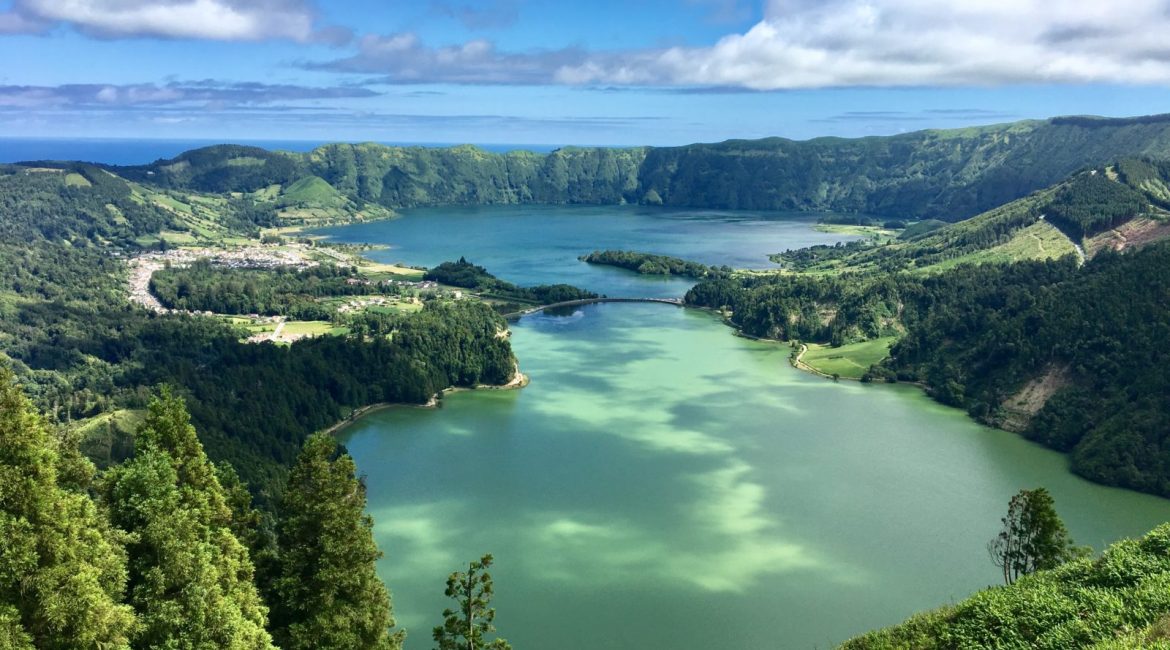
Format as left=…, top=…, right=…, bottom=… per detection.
left=322, top=364, right=529, bottom=436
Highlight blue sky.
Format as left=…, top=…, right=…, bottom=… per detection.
left=1, top=0, right=1169, bottom=146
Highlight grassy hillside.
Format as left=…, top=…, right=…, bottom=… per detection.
left=105, top=114, right=1170, bottom=224
left=774, top=157, right=1170, bottom=275
left=841, top=523, right=1170, bottom=650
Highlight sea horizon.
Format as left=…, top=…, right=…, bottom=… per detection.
left=0, top=137, right=576, bottom=166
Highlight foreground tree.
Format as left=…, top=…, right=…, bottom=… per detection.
left=101, top=389, right=274, bottom=649
left=433, top=554, right=511, bottom=650
left=270, top=432, right=403, bottom=650
left=0, top=368, right=136, bottom=649
left=988, top=487, right=1085, bottom=585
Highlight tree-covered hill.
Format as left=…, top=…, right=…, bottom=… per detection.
left=105, top=114, right=1170, bottom=222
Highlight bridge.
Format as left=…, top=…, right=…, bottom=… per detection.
left=503, top=297, right=684, bottom=320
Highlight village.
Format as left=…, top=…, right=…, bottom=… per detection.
left=125, top=243, right=455, bottom=344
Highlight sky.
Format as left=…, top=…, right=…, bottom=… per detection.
left=0, top=0, right=1169, bottom=146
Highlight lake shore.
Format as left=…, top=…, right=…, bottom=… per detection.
left=322, top=364, right=529, bottom=436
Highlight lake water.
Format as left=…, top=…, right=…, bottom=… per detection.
left=321, top=206, right=1170, bottom=649
left=312, top=204, right=859, bottom=298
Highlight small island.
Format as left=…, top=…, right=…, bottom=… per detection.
left=579, top=249, right=731, bottom=279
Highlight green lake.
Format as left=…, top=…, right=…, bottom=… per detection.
left=318, top=206, right=1170, bottom=649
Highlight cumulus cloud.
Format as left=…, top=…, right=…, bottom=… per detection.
left=309, top=0, right=1170, bottom=89
left=0, top=80, right=377, bottom=109
left=558, top=0, right=1170, bottom=88
left=1, top=0, right=350, bottom=43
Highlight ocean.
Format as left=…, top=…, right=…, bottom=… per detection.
left=0, top=138, right=563, bottom=166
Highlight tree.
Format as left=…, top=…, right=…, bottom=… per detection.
left=270, top=432, right=403, bottom=650
left=101, top=389, right=275, bottom=649
left=0, top=367, right=136, bottom=649
left=988, top=488, right=1085, bottom=585
left=433, top=554, right=511, bottom=650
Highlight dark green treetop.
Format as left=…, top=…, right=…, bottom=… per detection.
left=0, top=366, right=136, bottom=649
left=100, top=389, right=275, bottom=649
left=270, top=432, right=403, bottom=650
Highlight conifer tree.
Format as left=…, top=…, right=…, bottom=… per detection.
left=101, top=389, right=274, bottom=649
left=433, top=554, right=511, bottom=650
left=0, top=367, right=136, bottom=649
left=270, top=432, right=403, bottom=650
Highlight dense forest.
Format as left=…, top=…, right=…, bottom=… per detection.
left=0, top=375, right=408, bottom=648
left=108, top=114, right=1170, bottom=222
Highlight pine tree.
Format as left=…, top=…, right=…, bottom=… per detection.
left=0, top=367, right=136, bottom=649
left=270, top=432, right=403, bottom=650
left=433, top=554, right=511, bottom=650
left=101, top=389, right=274, bottom=649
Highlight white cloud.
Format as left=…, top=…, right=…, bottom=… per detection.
left=5, top=0, right=349, bottom=43
left=310, top=0, right=1170, bottom=89
left=558, top=0, right=1170, bottom=89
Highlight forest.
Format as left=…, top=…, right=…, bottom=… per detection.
left=1, top=374, right=415, bottom=649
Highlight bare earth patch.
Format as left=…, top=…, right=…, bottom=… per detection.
left=1086, top=217, right=1170, bottom=257
left=997, top=365, right=1071, bottom=432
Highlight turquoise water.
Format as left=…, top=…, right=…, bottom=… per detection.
left=327, top=207, right=1170, bottom=649
left=312, top=205, right=859, bottom=298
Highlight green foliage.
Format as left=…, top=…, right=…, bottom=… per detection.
left=117, top=145, right=303, bottom=193
left=433, top=554, right=511, bottom=650
left=100, top=391, right=275, bottom=649
left=1043, top=172, right=1149, bottom=240
left=580, top=250, right=731, bottom=279
left=270, top=433, right=402, bottom=650
left=841, top=524, right=1170, bottom=649
left=0, top=366, right=136, bottom=649
left=989, top=488, right=1085, bottom=585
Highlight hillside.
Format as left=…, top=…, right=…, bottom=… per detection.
left=105, top=114, right=1170, bottom=223
left=841, top=523, right=1170, bottom=649
left=773, top=157, right=1170, bottom=274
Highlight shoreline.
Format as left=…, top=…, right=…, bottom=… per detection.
left=322, top=364, right=529, bottom=436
